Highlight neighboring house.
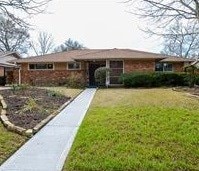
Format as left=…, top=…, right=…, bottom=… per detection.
left=0, top=52, right=21, bottom=85
left=11, top=48, right=194, bottom=86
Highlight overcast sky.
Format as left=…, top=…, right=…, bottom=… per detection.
left=30, top=0, right=162, bottom=53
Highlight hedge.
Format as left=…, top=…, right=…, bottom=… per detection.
left=120, top=72, right=193, bottom=88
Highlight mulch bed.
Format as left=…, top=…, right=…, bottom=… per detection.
left=0, top=87, right=70, bottom=129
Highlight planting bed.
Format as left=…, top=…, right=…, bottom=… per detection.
left=0, top=87, right=70, bottom=129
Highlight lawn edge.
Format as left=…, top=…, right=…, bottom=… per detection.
left=0, top=89, right=84, bottom=137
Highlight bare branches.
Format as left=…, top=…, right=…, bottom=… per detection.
left=0, top=16, right=30, bottom=54
left=0, top=0, right=51, bottom=14
left=0, top=0, right=52, bottom=27
left=30, top=32, right=54, bottom=56
left=126, top=0, right=199, bottom=34
left=132, top=0, right=198, bottom=20
left=161, top=21, right=199, bottom=58
left=126, top=0, right=199, bottom=57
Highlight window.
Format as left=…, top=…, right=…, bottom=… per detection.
left=29, top=63, right=53, bottom=70
left=109, top=61, right=123, bottom=84
left=155, top=62, right=172, bottom=72
left=67, top=62, right=81, bottom=70
left=110, top=61, right=123, bottom=68
left=163, top=63, right=173, bottom=71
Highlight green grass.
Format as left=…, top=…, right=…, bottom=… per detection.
left=64, top=88, right=199, bottom=171
left=0, top=124, right=26, bottom=164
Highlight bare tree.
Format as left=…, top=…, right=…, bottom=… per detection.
left=161, top=21, right=199, bottom=58
left=54, top=38, right=85, bottom=52
left=0, top=16, right=30, bottom=54
left=31, top=32, right=54, bottom=55
left=126, top=0, right=199, bottom=35
left=0, top=0, right=51, bottom=27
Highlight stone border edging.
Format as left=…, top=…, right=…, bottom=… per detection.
left=0, top=89, right=84, bottom=137
left=0, top=94, right=32, bottom=136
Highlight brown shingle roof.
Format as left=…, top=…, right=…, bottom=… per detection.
left=0, top=51, right=21, bottom=67
left=12, top=48, right=194, bottom=63
left=160, top=56, right=194, bottom=62
left=73, top=49, right=167, bottom=60
left=13, top=49, right=101, bottom=63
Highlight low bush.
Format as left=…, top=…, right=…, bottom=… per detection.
left=11, top=84, right=30, bottom=92
left=120, top=72, right=187, bottom=88
left=94, top=67, right=111, bottom=87
left=65, top=73, right=86, bottom=88
left=195, top=75, right=199, bottom=85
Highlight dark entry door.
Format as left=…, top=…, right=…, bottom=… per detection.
left=89, top=63, right=101, bottom=87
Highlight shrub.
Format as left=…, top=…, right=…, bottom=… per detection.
left=94, top=67, right=111, bottom=87
left=152, top=72, right=185, bottom=86
left=121, top=72, right=187, bottom=88
left=195, top=75, right=199, bottom=85
left=121, top=73, right=153, bottom=87
left=20, top=98, right=41, bottom=114
left=66, top=73, right=86, bottom=88
left=11, top=84, right=30, bottom=92
left=47, top=90, right=62, bottom=97
left=184, top=65, right=199, bottom=87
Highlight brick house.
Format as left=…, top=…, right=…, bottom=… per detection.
left=0, top=52, right=21, bottom=85
left=11, top=49, right=194, bottom=86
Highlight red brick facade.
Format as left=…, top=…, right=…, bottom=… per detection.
left=172, top=63, right=184, bottom=72
left=124, top=60, right=185, bottom=73
left=11, top=60, right=187, bottom=86
left=13, top=62, right=87, bottom=86
left=124, top=60, right=155, bottom=73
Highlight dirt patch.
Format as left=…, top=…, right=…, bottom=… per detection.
left=0, top=87, right=70, bottom=129
left=174, top=87, right=199, bottom=96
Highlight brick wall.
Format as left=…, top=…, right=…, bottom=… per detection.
left=14, top=62, right=87, bottom=86
left=12, top=60, right=186, bottom=86
left=13, top=69, right=19, bottom=84
left=173, top=63, right=184, bottom=72
left=124, top=60, right=155, bottom=73
left=0, top=67, right=4, bottom=76
left=124, top=60, right=185, bottom=73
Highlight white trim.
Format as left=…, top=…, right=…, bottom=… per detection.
left=28, top=63, right=54, bottom=70
left=106, top=60, right=110, bottom=87
left=67, top=62, right=81, bottom=70
left=19, top=67, right=21, bottom=84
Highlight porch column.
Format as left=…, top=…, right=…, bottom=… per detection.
left=19, top=68, right=21, bottom=85
left=106, top=60, right=110, bottom=87
left=86, top=62, right=89, bottom=87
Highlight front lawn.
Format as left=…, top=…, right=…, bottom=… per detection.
left=64, top=88, right=199, bottom=171
left=0, top=124, right=26, bottom=164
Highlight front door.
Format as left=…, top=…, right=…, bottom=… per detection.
left=88, top=62, right=105, bottom=87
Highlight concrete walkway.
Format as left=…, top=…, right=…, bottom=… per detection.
left=0, top=88, right=96, bottom=171
left=0, top=86, right=11, bottom=90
